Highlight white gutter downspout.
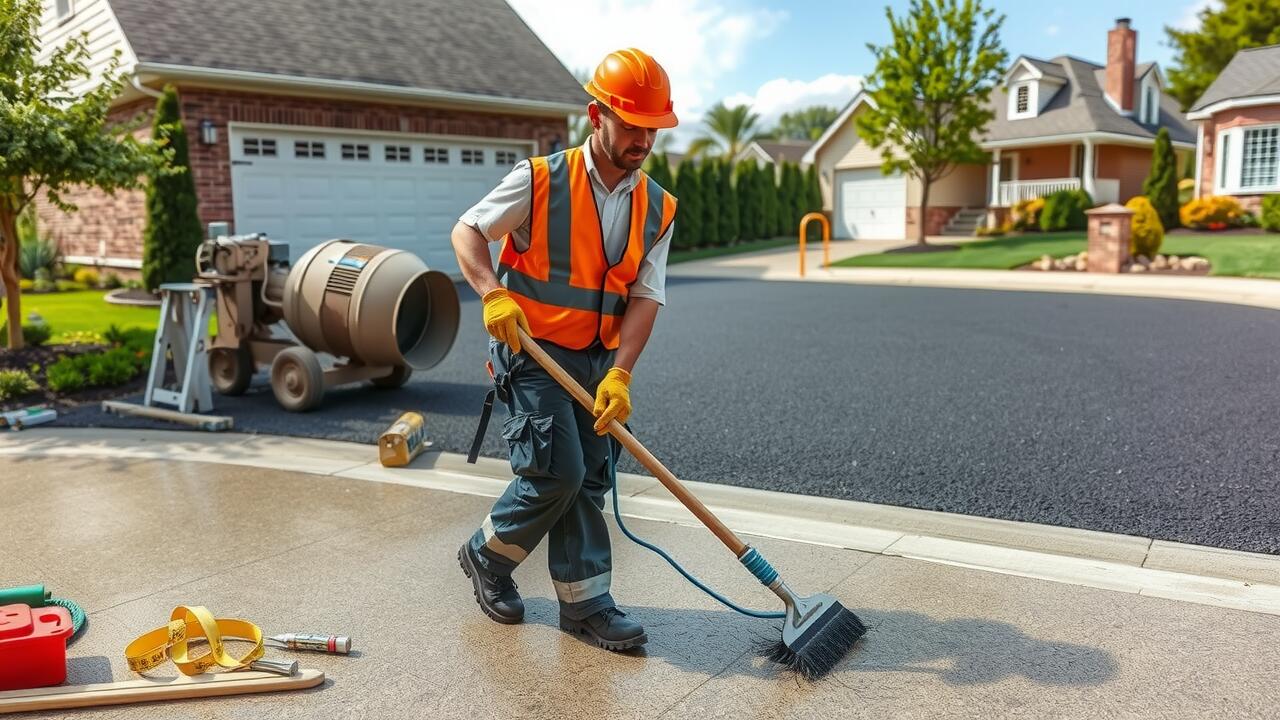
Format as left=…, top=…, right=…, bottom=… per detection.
left=130, top=73, right=163, bottom=99
left=1194, top=123, right=1204, bottom=200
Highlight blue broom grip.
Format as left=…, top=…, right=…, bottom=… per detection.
left=739, top=547, right=779, bottom=586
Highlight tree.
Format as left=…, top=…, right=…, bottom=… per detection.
left=673, top=161, right=702, bottom=250
left=772, top=106, right=840, bottom=141
left=734, top=161, right=759, bottom=241
left=1142, top=128, right=1180, bottom=229
left=698, top=158, right=721, bottom=248
left=1166, top=0, right=1280, bottom=111
left=644, top=152, right=675, bottom=195
left=755, top=163, right=778, bottom=238
left=142, top=86, right=203, bottom=292
left=804, top=165, right=823, bottom=217
left=857, top=0, right=1007, bottom=244
left=717, top=159, right=740, bottom=244
left=0, top=0, right=162, bottom=349
left=687, top=102, right=764, bottom=159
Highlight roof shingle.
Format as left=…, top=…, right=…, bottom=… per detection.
left=110, top=0, right=588, bottom=108
left=1189, top=44, right=1280, bottom=112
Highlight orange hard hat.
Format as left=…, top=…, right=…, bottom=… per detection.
left=584, top=48, right=678, bottom=129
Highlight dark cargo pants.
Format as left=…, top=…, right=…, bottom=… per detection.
left=468, top=338, right=618, bottom=620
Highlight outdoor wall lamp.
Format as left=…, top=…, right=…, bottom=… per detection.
left=200, top=119, right=218, bottom=145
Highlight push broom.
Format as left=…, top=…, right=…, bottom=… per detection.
left=515, top=328, right=866, bottom=679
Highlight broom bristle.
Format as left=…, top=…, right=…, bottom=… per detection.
left=759, top=606, right=866, bottom=680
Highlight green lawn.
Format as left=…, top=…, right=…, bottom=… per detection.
left=1160, top=234, right=1280, bottom=279
left=835, top=231, right=1280, bottom=278
left=5, top=290, right=161, bottom=343
left=834, top=232, right=1087, bottom=270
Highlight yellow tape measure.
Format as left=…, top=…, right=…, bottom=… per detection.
left=124, top=606, right=264, bottom=676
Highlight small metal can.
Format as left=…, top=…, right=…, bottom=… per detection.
left=378, top=411, right=429, bottom=467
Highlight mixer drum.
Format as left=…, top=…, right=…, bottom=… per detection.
left=282, top=239, right=460, bottom=370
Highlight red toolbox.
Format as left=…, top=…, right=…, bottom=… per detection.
left=0, top=603, right=73, bottom=691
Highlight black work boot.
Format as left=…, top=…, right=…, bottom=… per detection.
left=559, top=607, right=647, bottom=651
left=458, top=543, right=524, bottom=624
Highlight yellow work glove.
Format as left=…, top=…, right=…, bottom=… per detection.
left=592, top=367, right=632, bottom=435
left=482, top=287, right=530, bottom=354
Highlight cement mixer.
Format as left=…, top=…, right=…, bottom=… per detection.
left=195, top=233, right=459, bottom=411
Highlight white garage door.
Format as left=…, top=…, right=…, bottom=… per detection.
left=229, top=126, right=529, bottom=274
left=834, top=168, right=906, bottom=240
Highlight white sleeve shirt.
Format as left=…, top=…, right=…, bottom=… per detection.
left=458, top=147, right=674, bottom=305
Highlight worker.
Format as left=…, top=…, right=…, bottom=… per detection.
left=451, top=48, right=678, bottom=651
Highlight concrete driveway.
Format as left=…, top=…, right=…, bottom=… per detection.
left=2, top=434, right=1279, bottom=718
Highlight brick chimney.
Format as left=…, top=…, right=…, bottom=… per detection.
left=1105, top=18, right=1136, bottom=113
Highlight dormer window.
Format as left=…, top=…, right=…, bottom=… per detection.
left=1009, top=81, right=1037, bottom=119
left=1144, top=85, right=1158, bottom=124
left=1015, top=85, right=1029, bottom=114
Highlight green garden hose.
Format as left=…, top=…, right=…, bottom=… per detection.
left=0, top=584, right=87, bottom=638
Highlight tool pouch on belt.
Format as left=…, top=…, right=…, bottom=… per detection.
left=467, top=358, right=510, bottom=464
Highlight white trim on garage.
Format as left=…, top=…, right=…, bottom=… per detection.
left=833, top=167, right=907, bottom=240
left=228, top=123, right=536, bottom=273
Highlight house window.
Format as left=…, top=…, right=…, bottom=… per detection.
left=1146, top=86, right=1158, bottom=124
left=1015, top=85, right=1029, bottom=114
left=294, top=141, right=325, bottom=159
left=385, top=144, right=411, bottom=162
left=242, top=138, right=277, bottom=157
left=55, top=0, right=73, bottom=21
left=1219, top=134, right=1230, bottom=189
left=495, top=150, right=518, bottom=166
left=341, top=143, right=370, bottom=161
left=461, top=149, right=484, bottom=165
left=1241, top=127, right=1279, bottom=188
left=424, top=147, right=449, bottom=164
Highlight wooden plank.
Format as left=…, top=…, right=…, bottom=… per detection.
left=100, top=401, right=233, bottom=432
left=0, top=669, right=323, bottom=714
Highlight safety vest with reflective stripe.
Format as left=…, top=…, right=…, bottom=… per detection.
left=497, top=147, right=677, bottom=350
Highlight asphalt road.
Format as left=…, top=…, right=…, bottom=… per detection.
left=58, top=276, right=1280, bottom=554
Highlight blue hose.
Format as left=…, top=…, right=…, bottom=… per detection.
left=607, top=442, right=785, bottom=620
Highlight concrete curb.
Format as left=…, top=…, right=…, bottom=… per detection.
left=4, top=426, right=1279, bottom=617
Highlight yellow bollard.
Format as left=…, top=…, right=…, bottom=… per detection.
left=798, top=213, right=830, bottom=277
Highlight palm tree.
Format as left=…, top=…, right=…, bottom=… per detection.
left=686, top=102, right=763, bottom=160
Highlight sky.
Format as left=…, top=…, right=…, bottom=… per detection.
left=507, top=0, right=1216, bottom=150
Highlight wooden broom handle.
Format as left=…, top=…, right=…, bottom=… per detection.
left=516, top=328, right=749, bottom=557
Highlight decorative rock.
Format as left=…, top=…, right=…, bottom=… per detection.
left=1074, top=259, right=1087, bottom=272
left=1038, top=255, right=1054, bottom=271
left=1129, top=263, right=1147, bottom=273
left=1136, top=255, right=1151, bottom=267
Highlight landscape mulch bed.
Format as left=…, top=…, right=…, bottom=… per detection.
left=0, top=343, right=171, bottom=413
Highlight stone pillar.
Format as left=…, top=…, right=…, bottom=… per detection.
left=1085, top=203, right=1133, bottom=273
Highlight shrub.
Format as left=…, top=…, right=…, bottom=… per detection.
left=18, top=279, right=33, bottom=292
left=124, top=279, right=144, bottom=290
left=34, top=267, right=52, bottom=282
left=1125, top=196, right=1164, bottom=258
left=673, top=161, right=702, bottom=249
left=54, top=280, right=88, bottom=292
left=1041, top=189, right=1093, bottom=231
left=1, top=323, right=52, bottom=347
left=142, top=85, right=204, bottom=292
left=73, top=268, right=101, bottom=286
left=1180, top=195, right=1244, bottom=229
left=0, top=370, right=39, bottom=401
left=55, top=263, right=79, bottom=281
left=45, top=357, right=86, bottom=394
left=18, top=237, right=59, bottom=279
left=1142, top=127, right=1179, bottom=228
left=102, top=272, right=123, bottom=289
left=32, top=279, right=55, bottom=293
left=1011, top=197, right=1046, bottom=230
left=975, top=221, right=1012, bottom=237
left=1262, top=195, right=1280, bottom=233
left=85, top=348, right=139, bottom=386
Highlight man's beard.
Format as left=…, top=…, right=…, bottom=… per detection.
left=602, top=126, right=648, bottom=170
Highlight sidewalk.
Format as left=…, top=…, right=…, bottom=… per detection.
left=671, top=240, right=1280, bottom=311
left=2, top=428, right=1279, bottom=718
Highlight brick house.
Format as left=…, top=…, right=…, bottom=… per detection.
left=803, top=19, right=1195, bottom=240
left=34, top=0, right=586, bottom=275
left=1186, top=44, right=1280, bottom=212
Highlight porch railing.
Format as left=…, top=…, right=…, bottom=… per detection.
left=998, top=178, right=1080, bottom=206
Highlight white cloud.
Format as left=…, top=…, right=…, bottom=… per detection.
left=1045, top=24, right=1060, bottom=37
left=721, top=73, right=863, bottom=132
left=1173, top=0, right=1220, bottom=30
left=506, top=0, right=786, bottom=125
